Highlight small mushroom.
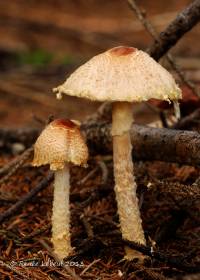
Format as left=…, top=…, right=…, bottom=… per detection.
left=53, top=46, right=181, bottom=259
left=32, top=119, right=88, bottom=259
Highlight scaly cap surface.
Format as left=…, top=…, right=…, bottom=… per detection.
left=32, top=119, right=88, bottom=170
left=53, top=46, right=181, bottom=102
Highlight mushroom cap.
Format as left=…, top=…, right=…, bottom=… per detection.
left=32, top=119, right=88, bottom=171
left=53, top=46, right=181, bottom=102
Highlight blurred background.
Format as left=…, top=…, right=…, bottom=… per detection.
left=0, top=0, right=199, bottom=127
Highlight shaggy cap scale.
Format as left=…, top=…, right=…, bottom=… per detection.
left=53, top=46, right=181, bottom=102
left=32, top=119, right=88, bottom=170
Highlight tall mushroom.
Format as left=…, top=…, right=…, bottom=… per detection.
left=32, top=119, right=88, bottom=259
left=53, top=46, right=181, bottom=259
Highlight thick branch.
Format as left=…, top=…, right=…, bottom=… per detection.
left=84, top=122, right=200, bottom=166
left=123, top=240, right=200, bottom=273
left=1, top=123, right=200, bottom=166
left=148, top=0, right=200, bottom=61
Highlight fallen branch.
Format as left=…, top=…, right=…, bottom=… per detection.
left=148, top=0, right=200, bottom=61
left=123, top=240, right=200, bottom=273
left=84, top=122, right=200, bottom=166
left=1, top=123, right=200, bottom=166
left=0, top=172, right=53, bottom=224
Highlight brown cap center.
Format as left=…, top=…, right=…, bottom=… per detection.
left=51, top=119, right=77, bottom=129
left=109, top=46, right=137, bottom=56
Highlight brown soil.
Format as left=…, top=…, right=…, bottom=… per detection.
left=0, top=144, right=200, bottom=279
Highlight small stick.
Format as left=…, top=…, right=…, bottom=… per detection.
left=148, top=0, right=200, bottom=61
left=0, top=147, right=33, bottom=176
left=80, top=259, right=101, bottom=276
left=77, top=166, right=98, bottom=185
left=0, top=115, right=53, bottom=185
left=21, top=222, right=51, bottom=241
left=39, top=239, right=82, bottom=280
left=80, top=214, right=94, bottom=238
left=172, top=108, right=200, bottom=129
left=0, top=172, right=53, bottom=224
left=129, top=263, right=168, bottom=280
left=0, top=158, right=18, bottom=177
left=0, top=192, right=18, bottom=203
left=128, top=0, right=199, bottom=97
left=167, top=54, right=199, bottom=97
left=97, top=160, right=108, bottom=185
left=0, top=147, right=33, bottom=185
left=87, top=214, right=118, bottom=228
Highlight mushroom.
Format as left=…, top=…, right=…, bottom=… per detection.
left=32, top=119, right=88, bottom=259
left=53, top=46, right=181, bottom=259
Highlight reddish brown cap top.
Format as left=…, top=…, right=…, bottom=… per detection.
left=109, top=46, right=137, bottom=56
left=32, top=119, right=88, bottom=170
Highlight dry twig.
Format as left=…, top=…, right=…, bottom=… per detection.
left=21, top=223, right=51, bottom=242
left=128, top=0, right=199, bottom=97
left=0, top=172, right=53, bottom=224
left=127, top=263, right=168, bottom=280
left=80, top=215, right=94, bottom=238
left=0, top=147, right=33, bottom=185
left=172, top=108, right=200, bottom=129
left=97, top=160, right=108, bottom=186
left=77, top=167, right=98, bottom=186
left=148, top=0, right=200, bottom=61
left=80, top=259, right=101, bottom=276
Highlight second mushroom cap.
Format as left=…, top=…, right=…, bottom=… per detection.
left=32, top=119, right=88, bottom=171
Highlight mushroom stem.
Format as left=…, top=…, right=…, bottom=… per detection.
left=173, top=100, right=181, bottom=120
left=112, top=102, right=146, bottom=260
left=52, top=163, right=72, bottom=259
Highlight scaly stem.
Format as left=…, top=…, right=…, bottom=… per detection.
left=112, top=102, right=146, bottom=260
left=52, top=163, right=72, bottom=259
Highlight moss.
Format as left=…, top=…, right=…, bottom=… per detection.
left=17, top=50, right=53, bottom=67
left=60, top=54, right=76, bottom=66
left=16, top=50, right=77, bottom=68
